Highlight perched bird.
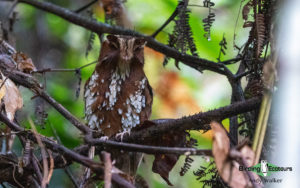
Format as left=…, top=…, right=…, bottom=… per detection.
left=84, top=34, right=153, bottom=177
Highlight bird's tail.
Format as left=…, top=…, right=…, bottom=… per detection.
left=115, top=151, right=143, bottom=177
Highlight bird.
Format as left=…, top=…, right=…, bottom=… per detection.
left=83, top=34, right=153, bottom=179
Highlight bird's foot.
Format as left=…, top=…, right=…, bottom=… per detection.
left=115, top=130, right=131, bottom=141
left=99, top=136, right=109, bottom=141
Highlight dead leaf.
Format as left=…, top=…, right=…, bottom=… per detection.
left=152, top=154, right=176, bottom=186
left=0, top=73, right=23, bottom=120
left=151, top=131, right=187, bottom=186
left=242, top=1, right=252, bottom=21
left=13, top=52, right=36, bottom=73
left=211, top=121, right=230, bottom=162
left=101, top=0, right=132, bottom=28
left=211, top=121, right=262, bottom=188
left=243, top=21, right=254, bottom=28
left=0, top=79, right=6, bottom=102
left=135, top=121, right=187, bottom=186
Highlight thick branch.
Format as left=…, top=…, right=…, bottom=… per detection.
left=118, top=97, right=261, bottom=143
left=15, top=0, right=235, bottom=76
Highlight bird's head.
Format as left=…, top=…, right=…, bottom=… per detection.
left=106, top=34, right=146, bottom=64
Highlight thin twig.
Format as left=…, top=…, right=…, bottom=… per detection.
left=0, top=76, right=9, bottom=90
left=33, top=60, right=97, bottom=74
left=49, top=123, right=80, bottom=188
left=151, top=2, right=182, bottom=38
left=86, top=136, right=212, bottom=156
left=31, top=156, right=43, bottom=185
left=29, top=118, right=49, bottom=188
left=38, top=90, right=91, bottom=133
left=188, top=4, right=216, bottom=10
left=102, top=151, right=112, bottom=188
left=12, top=165, right=24, bottom=188
left=235, top=69, right=254, bottom=80
left=6, top=0, right=18, bottom=18
left=233, top=0, right=244, bottom=49
left=65, top=167, right=80, bottom=188
left=74, top=0, right=98, bottom=13
left=230, top=150, right=260, bottom=188
left=219, top=57, right=242, bottom=65
left=47, top=149, right=54, bottom=183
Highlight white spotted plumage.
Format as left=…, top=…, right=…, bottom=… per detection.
left=84, top=35, right=152, bottom=139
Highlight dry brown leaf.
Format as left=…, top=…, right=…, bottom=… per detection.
left=151, top=131, right=187, bottom=186
left=0, top=79, right=6, bottom=101
left=136, top=121, right=186, bottom=186
left=211, top=121, right=230, bottom=160
left=13, top=52, right=37, bottom=73
left=243, top=21, right=254, bottom=28
left=101, top=0, right=132, bottom=28
left=1, top=74, right=23, bottom=120
left=211, top=121, right=262, bottom=188
left=242, top=1, right=252, bottom=21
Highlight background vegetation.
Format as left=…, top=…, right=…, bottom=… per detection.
left=0, top=0, right=265, bottom=187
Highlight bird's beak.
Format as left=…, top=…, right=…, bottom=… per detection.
left=120, top=50, right=133, bottom=62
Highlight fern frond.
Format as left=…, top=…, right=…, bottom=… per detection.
left=255, top=13, right=266, bottom=58
left=202, top=0, right=215, bottom=41
left=217, top=34, right=227, bottom=62
left=164, top=0, right=199, bottom=68
left=85, top=32, right=96, bottom=57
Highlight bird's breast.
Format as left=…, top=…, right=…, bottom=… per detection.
left=84, top=68, right=150, bottom=137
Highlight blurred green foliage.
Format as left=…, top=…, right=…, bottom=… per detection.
left=4, top=0, right=248, bottom=187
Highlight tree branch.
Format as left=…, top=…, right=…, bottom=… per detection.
left=15, top=0, right=233, bottom=76
left=32, top=60, right=97, bottom=74
left=74, top=0, right=97, bottom=13
left=85, top=136, right=212, bottom=156
left=117, top=97, right=261, bottom=143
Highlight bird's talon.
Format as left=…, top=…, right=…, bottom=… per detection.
left=100, top=136, right=109, bottom=141
left=115, top=131, right=130, bottom=141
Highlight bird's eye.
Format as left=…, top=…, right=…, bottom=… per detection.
left=134, top=45, right=142, bottom=52
left=109, top=42, right=118, bottom=49
left=107, top=34, right=119, bottom=49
